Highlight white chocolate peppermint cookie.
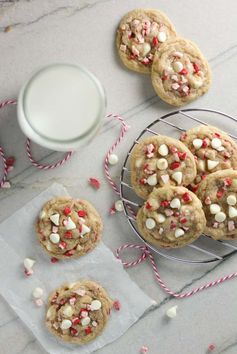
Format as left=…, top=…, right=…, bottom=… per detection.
left=198, top=170, right=237, bottom=240
left=180, top=125, right=237, bottom=192
left=151, top=37, right=211, bottom=106
left=130, top=135, right=196, bottom=199
left=36, top=197, right=102, bottom=260
left=116, top=8, right=177, bottom=74
left=137, top=186, right=206, bottom=248
left=46, top=280, right=113, bottom=344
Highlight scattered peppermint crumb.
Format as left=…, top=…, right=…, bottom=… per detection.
left=1, top=181, right=11, bottom=189
left=113, top=300, right=121, bottom=311
left=89, top=177, right=101, bottom=189
left=51, top=257, right=59, bottom=263
left=208, top=344, right=216, bottom=352
left=35, top=298, right=44, bottom=307
left=109, top=205, right=116, bottom=215
left=140, top=345, right=149, bottom=354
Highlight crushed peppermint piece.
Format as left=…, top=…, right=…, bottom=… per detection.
left=1, top=181, right=11, bottom=188
left=171, top=83, right=180, bottom=90
left=24, top=268, right=33, bottom=276
left=228, top=220, right=235, bottom=232
left=113, top=300, right=121, bottom=311
left=140, top=346, right=149, bottom=354
left=6, top=156, right=15, bottom=166
left=85, top=327, right=92, bottom=335
left=160, top=174, right=170, bottom=184
left=89, top=177, right=101, bottom=189
left=207, top=344, right=216, bottom=352
left=35, top=298, right=44, bottom=307
left=63, top=207, right=71, bottom=216
left=51, top=257, right=59, bottom=263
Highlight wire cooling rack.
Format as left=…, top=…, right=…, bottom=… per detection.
left=120, top=108, right=237, bottom=264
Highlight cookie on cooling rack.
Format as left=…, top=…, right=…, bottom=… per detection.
left=151, top=37, right=211, bottom=106
left=116, top=8, right=177, bottom=74
left=180, top=125, right=237, bottom=192
left=36, top=197, right=102, bottom=260
left=130, top=135, right=197, bottom=199
left=198, top=170, right=237, bottom=240
left=137, top=186, right=206, bottom=248
left=46, top=280, right=113, bottom=344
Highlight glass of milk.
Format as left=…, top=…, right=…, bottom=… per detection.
left=17, top=63, right=106, bottom=151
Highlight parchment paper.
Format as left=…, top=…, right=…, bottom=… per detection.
left=0, top=183, right=155, bottom=354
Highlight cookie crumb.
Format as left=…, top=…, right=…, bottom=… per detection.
left=89, top=177, right=101, bottom=189
left=4, top=25, right=12, bottom=33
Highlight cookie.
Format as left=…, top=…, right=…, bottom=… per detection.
left=137, top=186, right=206, bottom=248
left=198, top=170, right=237, bottom=240
left=130, top=135, right=197, bottom=199
left=45, top=280, right=113, bottom=344
left=151, top=37, right=211, bottom=106
left=116, top=8, right=177, bottom=74
left=180, top=125, right=237, bottom=192
left=36, top=197, right=102, bottom=260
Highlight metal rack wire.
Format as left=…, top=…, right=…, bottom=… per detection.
left=120, top=108, right=237, bottom=264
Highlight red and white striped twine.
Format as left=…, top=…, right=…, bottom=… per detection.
left=105, top=113, right=237, bottom=298
left=0, top=99, right=73, bottom=188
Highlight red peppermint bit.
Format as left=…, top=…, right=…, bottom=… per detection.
left=152, top=36, right=159, bottom=46
left=79, top=224, right=83, bottom=233
left=145, top=201, right=152, bottom=210
left=78, top=210, right=86, bottom=217
left=201, top=174, right=207, bottom=180
left=202, top=139, right=208, bottom=148
left=80, top=309, right=88, bottom=318
left=60, top=298, right=67, bottom=305
left=72, top=317, right=81, bottom=325
left=64, top=231, right=73, bottom=239
left=223, top=151, right=231, bottom=159
left=63, top=207, right=71, bottom=216
left=193, top=62, right=200, bottom=73
left=140, top=178, right=147, bottom=185
left=64, top=250, right=74, bottom=257
left=140, top=346, right=149, bottom=354
left=180, top=132, right=187, bottom=141
left=170, top=146, right=178, bottom=154
left=170, top=161, right=181, bottom=170
left=190, top=184, right=199, bottom=193
left=174, top=212, right=180, bottom=217
left=70, top=328, right=78, bottom=336
left=24, top=268, right=33, bottom=276
left=180, top=217, right=187, bottom=224
left=129, top=54, right=136, bottom=60
left=214, top=132, right=221, bottom=138
left=85, top=327, right=92, bottom=335
left=208, top=344, right=216, bottom=352
left=179, top=68, right=188, bottom=75
left=162, top=74, right=168, bottom=81
left=216, top=189, right=224, bottom=198
left=59, top=241, right=67, bottom=250
left=113, top=300, right=121, bottom=311
left=109, top=206, right=116, bottom=215
left=178, top=151, right=187, bottom=161
left=69, top=297, right=77, bottom=306
left=224, top=178, right=232, bottom=187
left=161, top=200, right=170, bottom=207
left=51, top=257, right=59, bottom=263
left=89, top=177, right=101, bottom=189
left=6, top=156, right=15, bottom=166
left=170, top=222, right=177, bottom=230
left=182, top=192, right=192, bottom=203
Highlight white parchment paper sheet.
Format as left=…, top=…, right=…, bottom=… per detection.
left=0, top=183, right=155, bottom=354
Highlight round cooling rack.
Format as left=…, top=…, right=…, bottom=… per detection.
left=120, top=108, right=237, bottom=264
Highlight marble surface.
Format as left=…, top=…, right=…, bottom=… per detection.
left=0, top=1, right=237, bottom=353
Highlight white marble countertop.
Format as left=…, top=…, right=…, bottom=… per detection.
left=1, top=1, right=237, bottom=353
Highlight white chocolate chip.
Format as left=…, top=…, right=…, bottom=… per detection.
left=157, top=158, right=168, bottom=170
left=23, top=258, right=35, bottom=271
left=158, top=144, right=169, bottom=156
left=215, top=211, right=226, bottom=223
left=197, top=159, right=205, bottom=171
left=90, top=300, right=102, bottom=311
left=63, top=305, right=73, bottom=317
left=175, top=228, right=185, bottom=238
left=170, top=198, right=181, bottom=209
left=161, top=174, right=170, bottom=184
left=157, top=214, right=166, bottom=223
left=80, top=224, right=91, bottom=236
left=49, top=233, right=60, bottom=244
left=108, top=154, right=119, bottom=165
left=147, top=173, right=157, bottom=186
left=207, top=160, right=219, bottom=170
left=173, top=51, right=183, bottom=58
left=66, top=217, right=76, bottom=230
left=135, top=157, right=143, bottom=168
left=60, top=319, right=72, bottom=330
left=50, top=213, right=60, bottom=226
left=39, top=210, right=46, bottom=219
left=172, top=171, right=182, bottom=185
left=141, top=42, right=151, bottom=57
left=173, top=61, right=183, bottom=72
left=228, top=206, right=237, bottom=218
left=159, top=227, right=164, bottom=234
left=211, top=138, right=222, bottom=150
left=145, top=218, right=156, bottom=230
left=32, top=287, right=44, bottom=299
left=210, top=204, right=221, bottom=215
left=157, top=31, right=166, bottom=42
left=192, top=78, right=203, bottom=88
left=192, top=139, right=203, bottom=149
left=217, top=146, right=225, bottom=151
left=81, top=317, right=91, bottom=326
left=227, top=195, right=237, bottom=206
left=166, top=305, right=178, bottom=318
left=92, top=321, right=97, bottom=327
left=115, top=200, right=124, bottom=212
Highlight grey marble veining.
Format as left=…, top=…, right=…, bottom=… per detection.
left=0, top=1, right=237, bottom=353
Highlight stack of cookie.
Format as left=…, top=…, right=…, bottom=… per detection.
left=130, top=125, right=237, bottom=248
left=36, top=197, right=114, bottom=344
left=116, top=8, right=211, bottom=106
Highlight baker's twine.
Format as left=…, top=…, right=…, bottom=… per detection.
left=0, top=99, right=73, bottom=188
left=105, top=113, right=237, bottom=298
